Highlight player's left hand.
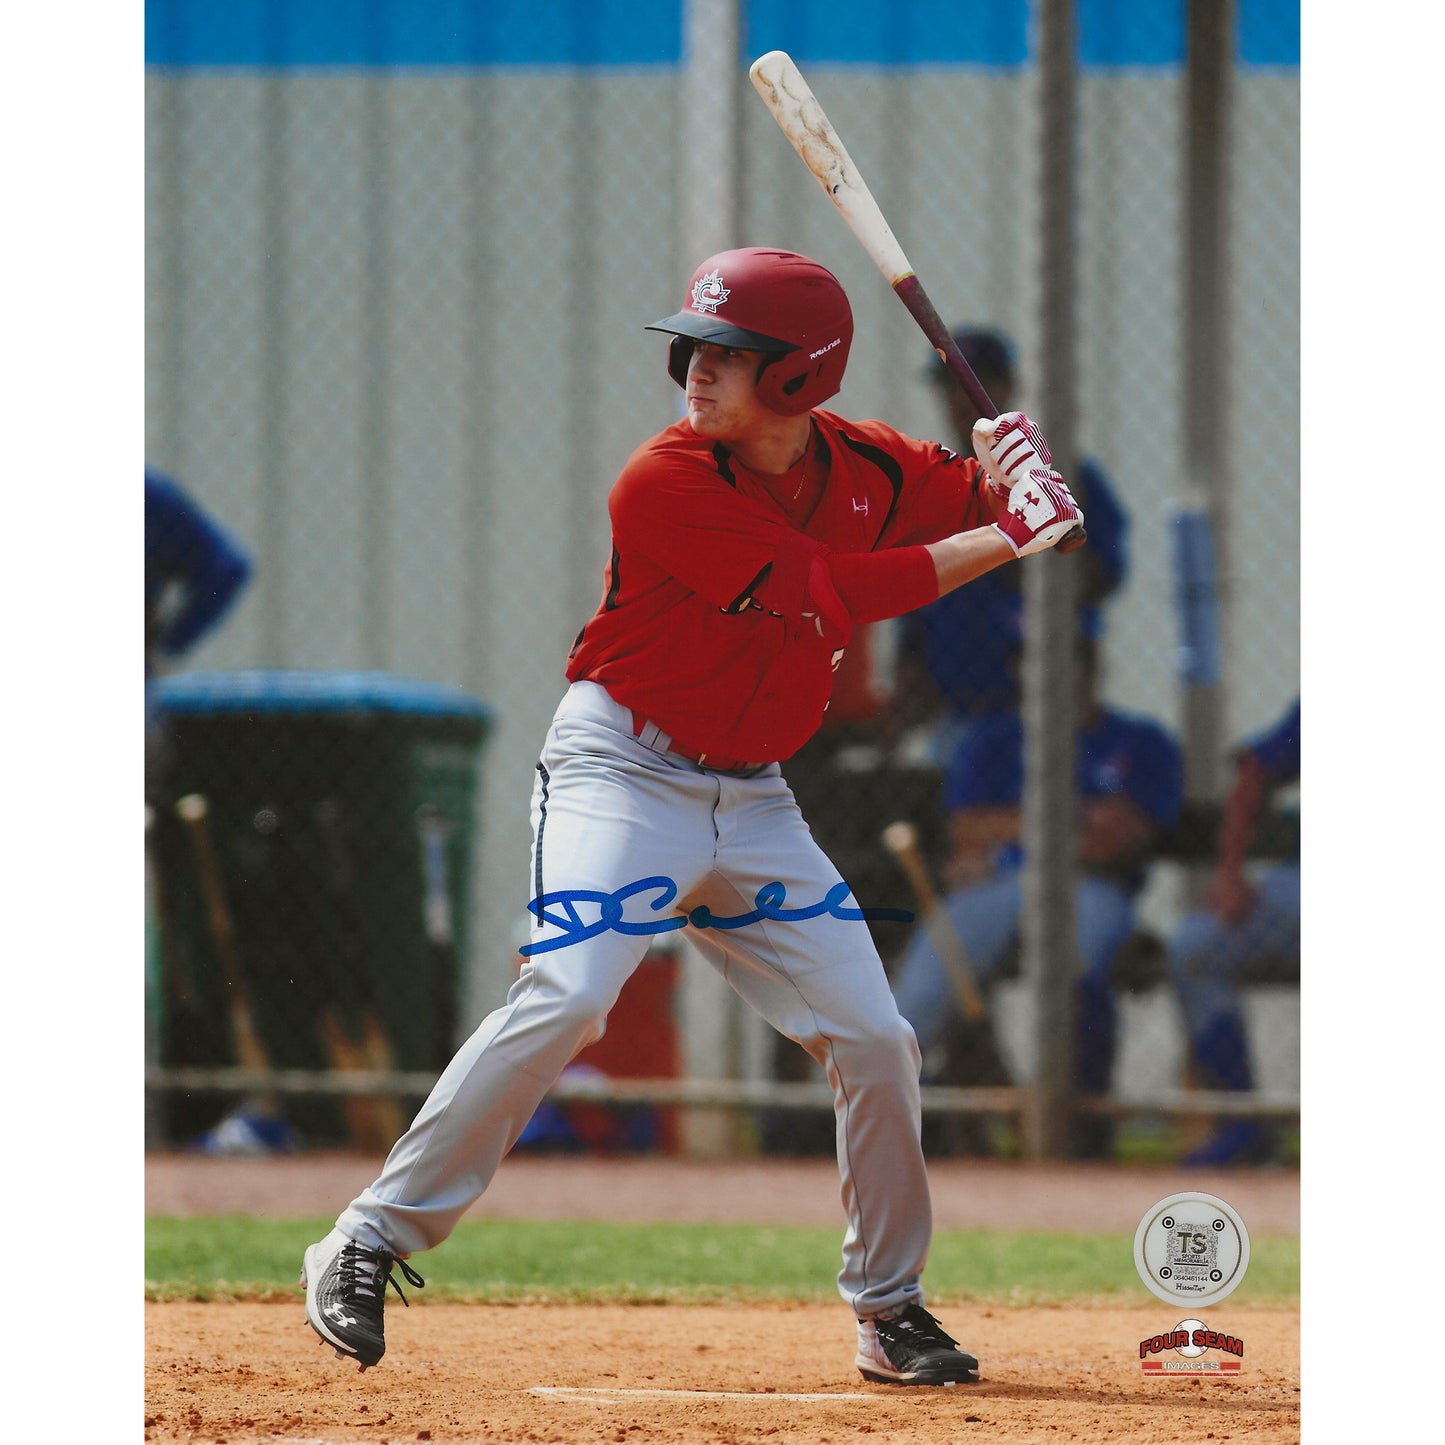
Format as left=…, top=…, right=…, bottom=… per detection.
left=992, top=470, right=1083, bottom=558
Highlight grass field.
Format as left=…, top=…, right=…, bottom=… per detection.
left=145, top=1216, right=1300, bottom=1306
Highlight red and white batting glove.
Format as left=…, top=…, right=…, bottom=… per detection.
left=993, top=470, right=1084, bottom=557
left=971, top=411, right=1053, bottom=495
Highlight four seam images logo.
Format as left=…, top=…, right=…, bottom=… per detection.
left=1138, top=1318, right=1246, bottom=1377
left=1133, top=1192, right=1251, bottom=1380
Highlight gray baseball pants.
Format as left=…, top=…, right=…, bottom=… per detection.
left=338, top=680, right=933, bottom=1318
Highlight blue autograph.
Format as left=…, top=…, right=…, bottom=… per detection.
left=520, top=876, right=914, bottom=957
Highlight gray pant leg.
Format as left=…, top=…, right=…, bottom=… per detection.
left=692, top=773, right=932, bottom=1319
left=340, top=688, right=718, bottom=1256
left=339, top=933, right=651, bottom=1255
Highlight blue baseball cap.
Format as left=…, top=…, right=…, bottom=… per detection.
left=928, top=326, right=1016, bottom=382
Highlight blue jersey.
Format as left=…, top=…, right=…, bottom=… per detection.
left=145, top=466, right=251, bottom=669
left=1241, top=697, right=1299, bottom=861
left=898, top=457, right=1128, bottom=717
left=1244, top=698, right=1300, bottom=784
left=943, top=704, right=1184, bottom=892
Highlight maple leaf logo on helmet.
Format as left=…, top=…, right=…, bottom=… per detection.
left=691, top=269, right=731, bottom=314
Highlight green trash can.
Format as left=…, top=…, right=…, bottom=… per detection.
left=151, top=669, right=492, bottom=1146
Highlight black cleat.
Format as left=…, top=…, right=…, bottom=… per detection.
left=855, top=1304, right=980, bottom=1385
left=301, top=1228, right=424, bottom=1369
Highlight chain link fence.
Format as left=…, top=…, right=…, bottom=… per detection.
left=145, top=0, right=1299, bottom=1164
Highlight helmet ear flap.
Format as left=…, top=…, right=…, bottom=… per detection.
left=667, top=335, right=695, bottom=389
left=755, top=355, right=799, bottom=405
left=754, top=354, right=836, bottom=417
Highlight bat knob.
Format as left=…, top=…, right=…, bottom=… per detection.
left=176, top=793, right=210, bottom=823
left=1055, top=524, right=1087, bottom=554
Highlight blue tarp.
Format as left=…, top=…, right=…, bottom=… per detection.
left=154, top=669, right=491, bottom=721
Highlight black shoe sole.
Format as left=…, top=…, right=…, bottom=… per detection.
left=306, top=1319, right=380, bottom=1370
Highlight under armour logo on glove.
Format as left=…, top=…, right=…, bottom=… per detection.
left=1011, top=479, right=1060, bottom=529
left=993, top=469, right=1083, bottom=558
left=971, top=411, right=1053, bottom=494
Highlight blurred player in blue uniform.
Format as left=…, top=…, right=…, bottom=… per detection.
left=890, top=329, right=1129, bottom=762
left=1167, top=698, right=1300, bottom=1165
left=145, top=465, right=251, bottom=783
left=891, top=634, right=1183, bottom=1157
left=145, top=465, right=251, bottom=680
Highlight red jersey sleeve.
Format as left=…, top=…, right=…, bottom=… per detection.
left=788, top=418, right=1008, bottom=626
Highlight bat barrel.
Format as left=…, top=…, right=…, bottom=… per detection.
left=751, top=50, right=1086, bottom=554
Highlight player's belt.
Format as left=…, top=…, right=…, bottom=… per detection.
left=630, top=712, right=770, bottom=778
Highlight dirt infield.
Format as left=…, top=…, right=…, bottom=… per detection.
left=146, top=1299, right=1300, bottom=1444
left=145, top=1153, right=1301, bottom=1444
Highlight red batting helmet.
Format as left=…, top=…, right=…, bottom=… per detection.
left=645, top=247, right=853, bottom=416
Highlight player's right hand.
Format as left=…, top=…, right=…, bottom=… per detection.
left=1206, top=867, right=1257, bottom=927
left=971, top=411, right=1053, bottom=494
left=992, top=470, right=1083, bottom=558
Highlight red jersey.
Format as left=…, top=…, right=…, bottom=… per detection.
left=566, top=409, right=998, bottom=763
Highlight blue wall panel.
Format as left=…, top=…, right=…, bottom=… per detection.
left=1238, top=0, right=1301, bottom=66
left=145, top=0, right=1298, bottom=72
left=1076, top=0, right=1185, bottom=67
left=745, top=0, right=1030, bottom=67
left=144, top=0, right=685, bottom=68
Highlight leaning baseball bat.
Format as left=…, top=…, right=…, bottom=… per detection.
left=749, top=49, right=1084, bottom=553
left=320, top=1008, right=404, bottom=1155
left=881, top=820, right=988, bottom=1025
left=314, top=799, right=408, bottom=1151
left=176, top=793, right=277, bottom=1109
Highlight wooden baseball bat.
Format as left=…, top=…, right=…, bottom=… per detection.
left=175, top=793, right=277, bottom=1111
left=314, top=799, right=408, bottom=1152
left=881, top=820, right=988, bottom=1025
left=748, top=49, right=1085, bottom=553
left=319, top=1008, right=404, bottom=1155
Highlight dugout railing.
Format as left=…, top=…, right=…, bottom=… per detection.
left=144, top=800, right=1298, bottom=1156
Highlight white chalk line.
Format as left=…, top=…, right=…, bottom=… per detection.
left=529, top=1385, right=894, bottom=1403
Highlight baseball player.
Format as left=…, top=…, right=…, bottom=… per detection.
left=891, top=327, right=1129, bottom=764
left=144, top=464, right=252, bottom=795
left=302, top=247, right=1082, bottom=1385
left=890, top=632, right=1184, bottom=1158
left=144, top=465, right=252, bottom=677
left=1166, top=698, right=1300, bottom=1165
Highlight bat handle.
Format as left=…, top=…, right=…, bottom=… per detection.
left=893, top=276, right=1088, bottom=554
left=881, top=822, right=932, bottom=903
left=893, top=275, right=995, bottom=420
